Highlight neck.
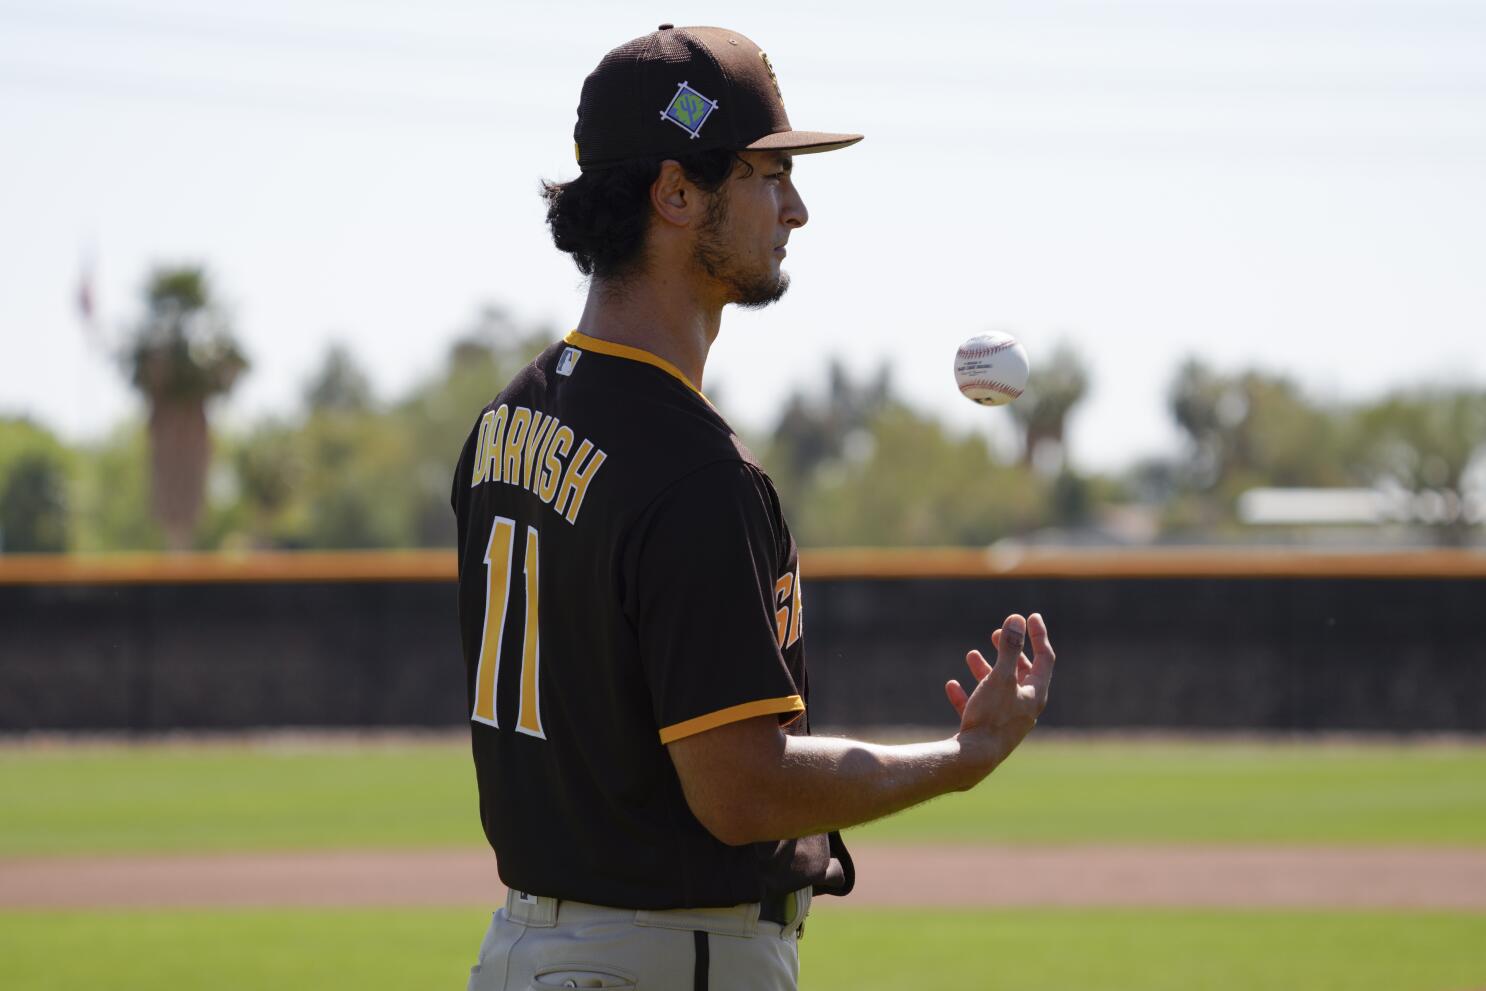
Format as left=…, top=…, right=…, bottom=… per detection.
left=573, top=271, right=723, bottom=391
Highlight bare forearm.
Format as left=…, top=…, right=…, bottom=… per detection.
left=671, top=614, right=1056, bottom=846
left=725, top=733, right=998, bottom=844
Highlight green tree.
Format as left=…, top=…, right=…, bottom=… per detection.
left=70, top=423, right=161, bottom=552
left=222, top=419, right=304, bottom=548
left=305, top=342, right=374, bottom=413
left=1169, top=358, right=1249, bottom=492
left=295, top=411, right=420, bottom=548
left=123, top=266, right=248, bottom=550
left=213, top=306, right=554, bottom=551
left=788, top=403, right=1045, bottom=546
left=1008, top=341, right=1090, bottom=472
left=395, top=305, right=553, bottom=546
left=762, top=359, right=892, bottom=512
left=1165, top=359, right=1350, bottom=533
left=1351, top=388, right=1486, bottom=545
left=759, top=364, right=1048, bottom=547
left=214, top=345, right=380, bottom=549
left=0, top=418, right=71, bottom=553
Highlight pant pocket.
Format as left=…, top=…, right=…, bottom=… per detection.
left=529, top=964, right=638, bottom=989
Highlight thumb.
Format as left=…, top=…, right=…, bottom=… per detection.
left=994, top=614, right=1026, bottom=680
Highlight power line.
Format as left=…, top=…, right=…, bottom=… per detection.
left=0, top=1, right=582, bottom=67
left=0, top=61, right=554, bottom=129
left=4, top=63, right=1484, bottom=161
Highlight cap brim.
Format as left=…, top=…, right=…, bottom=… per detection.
left=744, top=130, right=864, bottom=155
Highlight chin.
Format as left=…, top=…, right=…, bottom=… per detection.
left=732, top=272, right=790, bottom=310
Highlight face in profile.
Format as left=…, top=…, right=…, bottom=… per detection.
left=692, top=151, right=808, bottom=309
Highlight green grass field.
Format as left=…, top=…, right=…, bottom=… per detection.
left=2, top=907, right=1482, bottom=991
left=4, top=736, right=1483, bottom=990
left=2, top=736, right=1484, bottom=854
left=855, top=738, right=1486, bottom=845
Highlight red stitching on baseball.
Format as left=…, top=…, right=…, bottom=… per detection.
left=956, top=340, right=1016, bottom=359
left=959, top=379, right=1023, bottom=397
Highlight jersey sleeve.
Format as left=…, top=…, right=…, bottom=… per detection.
left=629, top=460, right=804, bottom=745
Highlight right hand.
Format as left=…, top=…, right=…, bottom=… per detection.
left=944, top=612, right=1056, bottom=777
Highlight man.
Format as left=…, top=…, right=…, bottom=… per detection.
left=451, top=24, right=1056, bottom=991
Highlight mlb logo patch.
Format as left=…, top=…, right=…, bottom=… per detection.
left=556, top=347, right=582, bottom=377
left=660, top=81, right=719, bottom=140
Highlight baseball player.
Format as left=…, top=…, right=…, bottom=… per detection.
left=450, top=25, right=1056, bottom=991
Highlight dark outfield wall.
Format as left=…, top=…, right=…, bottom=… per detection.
left=1, top=573, right=1483, bottom=733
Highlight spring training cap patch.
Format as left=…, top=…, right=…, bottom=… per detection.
left=660, top=82, right=719, bottom=140
left=572, top=26, right=861, bottom=171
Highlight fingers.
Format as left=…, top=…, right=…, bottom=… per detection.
left=965, top=649, right=992, bottom=682
left=1029, top=612, right=1053, bottom=660
left=1027, top=611, right=1057, bottom=695
left=993, top=614, right=1026, bottom=681
left=944, top=679, right=969, bottom=716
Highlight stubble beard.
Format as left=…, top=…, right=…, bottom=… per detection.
left=693, top=192, right=790, bottom=310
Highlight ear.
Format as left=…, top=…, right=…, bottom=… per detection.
left=650, top=160, right=698, bottom=229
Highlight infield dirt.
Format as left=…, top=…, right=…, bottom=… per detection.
left=5, top=843, right=1485, bottom=910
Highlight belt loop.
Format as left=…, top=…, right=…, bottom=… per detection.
left=692, top=930, right=709, bottom=991
left=505, top=889, right=559, bottom=927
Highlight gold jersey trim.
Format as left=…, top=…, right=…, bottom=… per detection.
left=563, top=330, right=711, bottom=403
left=657, top=695, right=806, bottom=745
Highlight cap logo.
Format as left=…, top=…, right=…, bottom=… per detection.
left=660, top=81, right=719, bottom=140
left=759, top=51, right=783, bottom=103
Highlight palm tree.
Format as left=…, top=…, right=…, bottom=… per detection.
left=1009, top=342, right=1089, bottom=472
left=124, top=267, right=247, bottom=550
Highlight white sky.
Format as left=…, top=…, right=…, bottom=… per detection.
left=2, top=0, right=1482, bottom=470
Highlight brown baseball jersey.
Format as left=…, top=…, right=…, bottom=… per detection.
left=450, top=331, right=854, bottom=910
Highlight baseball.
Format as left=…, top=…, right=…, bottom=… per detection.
left=954, top=332, right=1029, bottom=407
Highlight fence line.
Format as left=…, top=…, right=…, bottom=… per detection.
left=2, top=547, right=1484, bottom=585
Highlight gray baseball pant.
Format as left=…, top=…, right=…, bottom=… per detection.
left=466, top=887, right=812, bottom=990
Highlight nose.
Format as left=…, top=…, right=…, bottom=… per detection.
left=782, top=181, right=808, bottom=230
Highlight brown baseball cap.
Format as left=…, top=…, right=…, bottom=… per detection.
left=573, top=25, right=863, bottom=171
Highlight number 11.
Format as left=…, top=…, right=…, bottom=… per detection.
left=470, top=517, right=545, bottom=739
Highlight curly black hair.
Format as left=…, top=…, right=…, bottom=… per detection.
left=540, top=149, right=750, bottom=281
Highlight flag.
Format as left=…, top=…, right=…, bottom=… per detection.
left=76, top=252, right=106, bottom=352
left=77, top=265, right=94, bottom=323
